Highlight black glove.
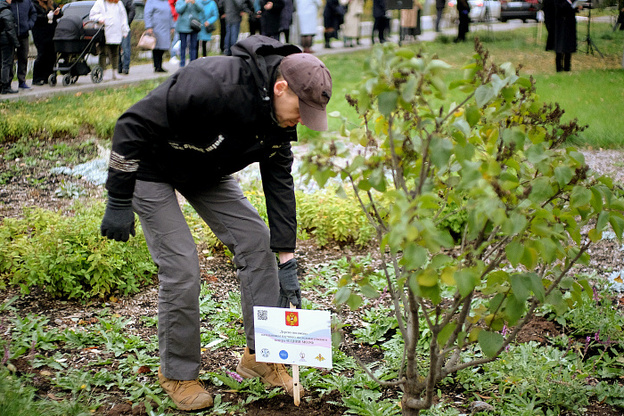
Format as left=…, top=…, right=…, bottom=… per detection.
left=277, top=258, right=302, bottom=308
left=100, top=195, right=135, bottom=242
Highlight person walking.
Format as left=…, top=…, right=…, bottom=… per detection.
left=175, top=0, right=203, bottom=66
left=294, top=0, right=321, bottom=52
left=553, top=0, right=581, bottom=72
left=342, top=0, right=364, bottom=47
left=144, top=0, right=175, bottom=72
left=0, top=0, right=19, bottom=94
left=99, top=35, right=332, bottom=412
left=260, top=0, right=284, bottom=39
left=90, top=0, right=130, bottom=80
left=198, top=0, right=218, bottom=56
left=117, top=0, right=135, bottom=75
left=9, top=0, right=36, bottom=89
left=31, top=0, right=61, bottom=85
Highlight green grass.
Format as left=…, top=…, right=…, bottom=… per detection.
left=318, top=22, right=624, bottom=147
left=1, top=23, right=622, bottom=148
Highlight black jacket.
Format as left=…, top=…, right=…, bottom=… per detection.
left=554, top=0, right=577, bottom=54
left=9, top=0, right=36, bottom=38
left=0, top=0, right=19, bottom=46
left=106, top=35, right=302, bottom=252
left=32, top=1, right=62, bottom=45
left=121, top=0, right=135, bottom=25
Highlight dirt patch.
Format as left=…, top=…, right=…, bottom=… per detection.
left=1, top=138, right=624, bottom=415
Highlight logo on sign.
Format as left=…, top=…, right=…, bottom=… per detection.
left=279, top=350, right=289, bottom=359
left=285, top=311, right=299, bottom=326
left=314, top=353, right=326, bottom=363
left=260, top=348, right=270, bottom=358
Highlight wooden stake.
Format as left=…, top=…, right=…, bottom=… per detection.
left=290, top=302, right=300, bottom=406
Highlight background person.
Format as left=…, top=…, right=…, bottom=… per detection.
left=435, top=0, right=444, bottom=32
left=222, top=0, right=250, bottom=55
left=175, top=0, right=202, bottom=66
left=144, top=0, right=175, bottom=72
left=99, top=35, right=332, bottom=412
left=342, top=0, right=364, bottom=47
left=278, top=0, right=292, bottom=42
left=31, top=0, right=61, bottom=86
left=198, top=0, right=218, bottom=56
left=454, top=0, right=469, bottom=42
left=9, top=0, right=36, bottom=89
left=0, top=0, right=19, bottom=94
left=260, top=0, right=284, bottom=39
left=371, top=0, right=388, bottom=44
left=323, top=0, right=344, bottom=48
left=294, top=0, right=320, bottom=52
left=117, top=0, right=135, bottom=75
left=554, top=0, right=581, bottom=71
left=90, top=0, right=130, bottom=80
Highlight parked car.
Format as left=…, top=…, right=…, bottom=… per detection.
left=499, top=0, right=541, bottom=22
left=61, top=0, right=144, bottom=23
left=447, top=0, right=502, bottom=23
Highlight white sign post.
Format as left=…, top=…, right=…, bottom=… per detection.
left=253, top=306, right=333, bottom=368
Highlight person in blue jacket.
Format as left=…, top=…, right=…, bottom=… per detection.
left=175, top=0, right=203, bottom=66
left=145, top=0, right=175, bottom=72
left=198, top=0, right=218, bottom=56
left=9, top=0, right=36, bottom=89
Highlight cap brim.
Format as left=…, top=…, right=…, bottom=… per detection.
left=299, top=100, right=328, bottom=131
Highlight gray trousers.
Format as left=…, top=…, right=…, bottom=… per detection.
left=133, top=177, right=279, bottom=380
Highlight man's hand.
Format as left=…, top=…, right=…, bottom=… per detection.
left=277, top=258, right=302, bottom=308
left=100, top=196, right=135, bottom=242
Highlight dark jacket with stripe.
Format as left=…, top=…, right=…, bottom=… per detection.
left=105, top=35, right=302, bottom=252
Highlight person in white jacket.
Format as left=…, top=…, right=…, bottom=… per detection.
left=89, top=0, right=129, bottom=80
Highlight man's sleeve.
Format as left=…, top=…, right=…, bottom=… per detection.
left=260, top=144, right=297, bottom=252
left=105, top=82, right=173, bottom=199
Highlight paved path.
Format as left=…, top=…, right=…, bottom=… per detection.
left=0, top=18, right=535, bottom=103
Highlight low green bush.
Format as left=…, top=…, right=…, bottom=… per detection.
left=0, top=203, right=156, bottom=300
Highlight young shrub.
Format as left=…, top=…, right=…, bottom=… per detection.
left=302, top=40, right=624, bottom=415
left=0, top=203, right=156, bottom=300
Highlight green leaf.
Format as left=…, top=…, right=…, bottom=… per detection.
left=464, top=105, right=480, bottom=127
left=475, top=84, right=495, bottom=107
left=378, top=91, right=399, bottom=116
left=505, top=240, right=523, bottom=267
left=455, top=269, right=479, bottom=297
left=401, top=244, right=428, bottom=269
left=335, top=286, right=351, bottom=305
left=570, top=186, right=592, bottom=208
left=346, top=293, right=363, bottom=310
left=510, top=274, right=530, bottom=302
left=437, top=322, right=457, bottom=347
left=430, top=137, right=453, bottom=169
left=478, top=330, right=504, bottom=358
left=554, top=165, right=574, bottom=187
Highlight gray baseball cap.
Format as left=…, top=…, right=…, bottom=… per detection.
left=280, top=53, right=332, bottom=131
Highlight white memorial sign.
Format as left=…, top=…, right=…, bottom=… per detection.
left=253, top=306, right=332, bottom=369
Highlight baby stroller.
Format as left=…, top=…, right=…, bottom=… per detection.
left=50, top=14, right=105, bottom=86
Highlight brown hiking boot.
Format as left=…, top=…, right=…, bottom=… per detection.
left=158, top=368, right=213, bottom=411
left=236, top=347, right=305, bottom=397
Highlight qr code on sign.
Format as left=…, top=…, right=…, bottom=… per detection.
left=257, top=309, right=268, bottom=321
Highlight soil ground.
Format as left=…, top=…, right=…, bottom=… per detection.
left=1, top=138, right=623, bottom=415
